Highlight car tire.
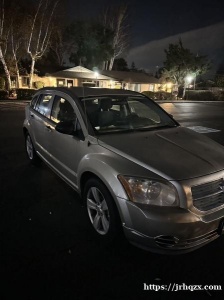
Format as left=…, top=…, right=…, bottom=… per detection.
left=25, top=132, right=40, bottom=165
left=84, top=178, right=122, bottom=243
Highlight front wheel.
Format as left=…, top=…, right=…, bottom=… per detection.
left=84, top=178, right=121, bottom=242
left=25, top=133, right=40, bottom=165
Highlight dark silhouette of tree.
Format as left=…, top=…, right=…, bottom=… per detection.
left=101, top=4, right=129, bottom=70
left=112, top=58, right=129, bottom=71
left=130, top=61, right=137, bottom=71
left=68, top=20, right=114, bottom=69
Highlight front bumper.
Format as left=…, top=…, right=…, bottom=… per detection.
left=117, top=197, right=224, bottom=254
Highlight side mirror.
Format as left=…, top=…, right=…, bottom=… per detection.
left=55, top=120, right=85, bottom=140
left=55, top=120, right=74, bottom=135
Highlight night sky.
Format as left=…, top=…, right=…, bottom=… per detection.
left=68, top=0, right=224, bottom=75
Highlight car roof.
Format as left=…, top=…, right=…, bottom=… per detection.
left=35, top=87, right=141, bottom=98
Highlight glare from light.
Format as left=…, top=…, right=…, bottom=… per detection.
left=166, top=82, right=173, bottom=89
left=186, top=75, right=193, bottom=83
left=94, top=71, right=99, bottom=78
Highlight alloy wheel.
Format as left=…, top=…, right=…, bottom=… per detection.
left=87, top=187, right=110, bottom=235
left=26, top=135, right=34, bottom=160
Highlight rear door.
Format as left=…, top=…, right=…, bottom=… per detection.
left=29, top=93, right=54, bottom=158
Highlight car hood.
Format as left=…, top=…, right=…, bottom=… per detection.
left=98, top=126, right=224, bottom=180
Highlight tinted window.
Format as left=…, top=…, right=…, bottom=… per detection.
left=51, top=96, right=76, bottom=123
left=35, top=94, right=53, bottom=116
left=30, top=95, right=39, bottom=109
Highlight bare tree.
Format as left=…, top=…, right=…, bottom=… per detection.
left=49, top=26, right=69, bottom=66
left=25, top=0, right=60, bottom=88
left=101, top=4, right=129, bottom=70
left=8, top=4, right=27, bottom=89
left=0, top=0, right=12, bottom=90
left=11, top=27, right=23, bottom=88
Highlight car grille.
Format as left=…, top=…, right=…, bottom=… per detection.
left=191, top=178, right=224, bottom=211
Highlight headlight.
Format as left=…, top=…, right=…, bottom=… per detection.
left=118, top=175, right=178, bottom=206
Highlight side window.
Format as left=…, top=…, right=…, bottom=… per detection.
left=51, top=96, right=76, bottom=123
left=30, top=95, right=39, bottom=109
left=35, top=94, right=53, bottom=116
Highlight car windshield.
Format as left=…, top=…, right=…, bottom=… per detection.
left=81, top=95, right=177, bottom=134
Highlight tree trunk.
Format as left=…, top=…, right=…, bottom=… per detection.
left=182, top=85, right=186, bottom=99
left=193, top=76, right=196, bottom=90
left=29, top=57, right=35, bottom=89
left=102, top=61, right=106, bottom=70
left=108, top=56, right=115, bottom=71
left=16, top=69, right=20, bottom=88
left=0, top=48, right=11, bottom=91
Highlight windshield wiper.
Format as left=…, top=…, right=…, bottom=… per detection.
left=136, top=124, right=178, bottom=131
left=96, top=128, right=136, bottom=135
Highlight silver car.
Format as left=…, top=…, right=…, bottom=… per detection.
left=23, top=87, right=224, bottom=254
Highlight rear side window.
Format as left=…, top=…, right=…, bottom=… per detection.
left=30, top=95, right=39, bottom=109
left=35, top=94, right=53, bottom=116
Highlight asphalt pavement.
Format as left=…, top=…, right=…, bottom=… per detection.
left=1, top=101, right=224, bottom=300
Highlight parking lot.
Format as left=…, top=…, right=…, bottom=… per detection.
left=1, top=101, right=224, bottom=299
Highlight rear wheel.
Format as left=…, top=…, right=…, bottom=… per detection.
left=84, top=178, right=121, bottom=242
left=25, top=133, right=40, bottom=165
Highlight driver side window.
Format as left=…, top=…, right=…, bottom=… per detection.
left=51, top=96, right=76, bottom=123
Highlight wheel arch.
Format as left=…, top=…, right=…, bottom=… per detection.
left=81, top=171, right=125, bottom=234
left=23, top=126, right=28, bottom=136
left=79, top=169, right=126, bottom=223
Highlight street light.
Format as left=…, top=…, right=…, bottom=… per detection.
left=186, top=75, right=193, bottom=85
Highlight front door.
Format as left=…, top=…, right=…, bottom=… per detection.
left=44, top=95, right=85, bottom=188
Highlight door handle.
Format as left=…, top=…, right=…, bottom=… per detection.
left=30, top=114, right=34, bottom=118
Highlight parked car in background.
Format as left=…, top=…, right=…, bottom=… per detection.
left=23, top=87, right=224, bottom=253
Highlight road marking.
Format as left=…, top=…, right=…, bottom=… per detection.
left=187, top=126, right=221, bottom=133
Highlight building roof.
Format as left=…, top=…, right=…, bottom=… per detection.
left=50, top=68, right=113, bottom=81
left=63, top=66, right=93, bottom=73
left=100, top=70, right=159, bottom=84
left=50, top=66, right=159, bottom=84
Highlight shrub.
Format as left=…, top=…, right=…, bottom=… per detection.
left=16, top=88, right=36, bottom=100
left=0, top=90, right=8, bottom=100
left=216, top=91, right=224, bottom=101
left=142, top=91, right=172, bottom=100
left=33, top=81, right=44, bottom=89
left=142, top=91, right=155, bottom=99
left=157, top=91, right=172, bottom=100
left=185, top=90, right=216, bottom=101
left=0, top=77, right=5, bottom=90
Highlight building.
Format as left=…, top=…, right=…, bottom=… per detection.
left=47, top=66, right=160, bottom=92
left=5, top=66, right=163, bottom=93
